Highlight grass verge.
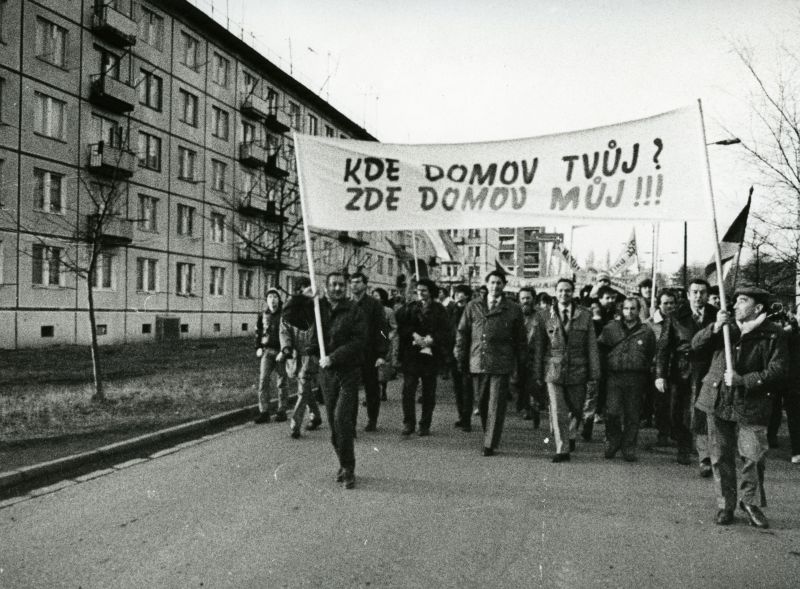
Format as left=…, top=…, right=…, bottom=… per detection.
left=1, top=337, right=263, bottom=472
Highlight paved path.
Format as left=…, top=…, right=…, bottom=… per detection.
left=2, top=379, right=800, bottom=588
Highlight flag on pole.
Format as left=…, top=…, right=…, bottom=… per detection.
left=608, top=227, right=638, bottom=276
left=495, top=257, right=517, bottom=277
left=423, top=229, right=460, bottom=262
left=705, top=188, right=752, bottom=284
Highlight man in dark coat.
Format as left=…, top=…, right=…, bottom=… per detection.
left=598, top=297, right=656, bottom=461
left=448, top=284, right=474, bottom=431
left=282, top=272, right=366, bottom=489
left=583, top=284, right=618, bottom=441
left=395, top=278, right=451, bottom=436
left=692, top=286, right=788, bottom=528
left=349, top=272, right=389, bottom=432
left=455, top=271, right=527, bottom=456
left=655, top=278, right=718, bottom=472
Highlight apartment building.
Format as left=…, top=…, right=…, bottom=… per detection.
left=0, top=0, right=433, bottom=348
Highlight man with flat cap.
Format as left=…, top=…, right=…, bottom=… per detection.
left=691, top=286, right=788, bottom=528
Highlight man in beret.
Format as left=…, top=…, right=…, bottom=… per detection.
left=692, top=286, right=788, bottom=528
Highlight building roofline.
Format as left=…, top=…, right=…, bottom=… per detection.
left=162, top=0, right=378, bottom=142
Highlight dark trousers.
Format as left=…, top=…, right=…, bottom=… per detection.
left=402, top=368, right=437, bottom=430
left=669, top=379, right=693, bottom=454
left=605, top=373, right=646, bottom=452
left=355, top=358, right=381, bottom=426
left=654, top=380, right=671, bottom=437
left=474, top=374, right=509, bottom=450
left=768, top=389, right=800, bottom=454
left=451, top=363, right=474, bottom=424
left=320, top=366, right=359, bottom=471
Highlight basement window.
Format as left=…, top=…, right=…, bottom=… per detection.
left=180, top=323, right=188, bottom=333
left=142, top=323, right=152, bottom=334
left=41, top=325, right=54, bottom=338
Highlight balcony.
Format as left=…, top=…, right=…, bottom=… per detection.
left=266, top=105, right=291, bottom=134
left=89, top=74, right=136, bottom=113
left=237, top=195, right=287, bottom=224
left=338, top=231, right=369, bottom=248
left=238, top=141, right=269, bottom=168
left=86, top=214, right=133, bottom=246
left=236, top=246, right=288, bottom=270
left=265, top=152, right=289, bottom=179
left=87, top=142, right=137, bottom=178
left=92, top=4, right=138, bottom=47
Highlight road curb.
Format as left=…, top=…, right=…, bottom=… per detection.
left=0, top=404, right=262, bottom=493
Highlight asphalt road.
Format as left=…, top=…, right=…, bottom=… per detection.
left=2, top=379, right=800, bottom=588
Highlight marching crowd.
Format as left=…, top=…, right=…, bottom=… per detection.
left=251, top=269, right=800, bottom=528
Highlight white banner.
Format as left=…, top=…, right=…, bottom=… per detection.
left=294, top=105, right=710, bottom=230
left=608, top=227, right=639, bottom=276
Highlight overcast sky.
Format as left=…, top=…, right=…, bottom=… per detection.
left=195, top=0, right=798, bottom=274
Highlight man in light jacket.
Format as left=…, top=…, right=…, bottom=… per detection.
left=533, top=278, right=601, bottom=462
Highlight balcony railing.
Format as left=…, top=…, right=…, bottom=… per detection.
left=89, top=74, right=136, bottom=113
left=236, top=245, right=287, bottom=270
left=86, top=214, right=134, bottom=246
left=265, top=152, right=289, bottom=179
left=92, top=3, right=138, bottom=46
left=237, top=194, right=287, bottom=224
left=238, top=141, right=269, bottom=168
left=87, top=142, right=137, bottom=178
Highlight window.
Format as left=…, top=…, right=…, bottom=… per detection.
left=325, top=125, right=334, bottom=138
left=138, top=194, right=158, bottom=232
left=241, top=120, right=256, bottom=144
left=179, top=89, right=198, bottom=126
left=307, top=114, right=318, bottom=136
left=98, top=47, right=120, bottom=80
left=211, top=106, right=229, bottom=140
left=0, top=77, right=5, bottom=123
left=91, top=252, right=115, bottom=290
left=377, top=255, right=384, bottom=274
left=468, top=229, right=481, bottom=238
left=0, top=1, right=6, bottom=44
left=139, top=6, right=164, bottom=50
left=212, top=53, right=229, bottom=87
left=177, top=203, right=195, bottom=236
left=0, top=159, right=4, bottom=208
left=242, top=71, right=257, bottom=96
left=91, top=114, right=122, bottom=147
left=0, top=239, right=4, bottom=283
left=209, top=266, right=225, bottom=296
left=177, top=147, right=197, bottom=181
left=321, top=240, right=331, bottom=264
left=35, top=17, right=67, bottom=67
left=137, top=131, right=161, bottom=170
left=32, top=244, right=64, bottom=286
left=33, top=169, right=64, bottom=213
left=468, top=245, right=481, bottom=259
left=210, top=212, right=225, bottom=242
left=180, top=31, right=198, bottom=69
left=388, top=257, right=394, bottom=276
left=211, top=160, right=227, bottom=192
left=176, top=262, right=195, bottom=295
left=288, top=102, right=302, bottom=130
left=238, top=269, right=254, bottom=299
left=136, top=257, right=158, bottom=292
left=34, top=93, right=66, bottom=140
left=138, top=69, right=162, bottom=111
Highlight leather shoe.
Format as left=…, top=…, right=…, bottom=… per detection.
left=569, top=439, right=576, bottom=452
left=622, top=449, right=637, bottom=462
left=335, top=468, right=344, bottom=483
left=676, top=452, right=691, bottom=465
left=306, top=417, right=322, bottom=431
left=699, top=460, right=712, bottom=478
left=461, top=424, right=472, bottom=432
left=715, top=509, right=734, bottom=525
left=343, top=469, right=355, bottom=489
left=401, top=424, right=414, bottom=436
left=552, top=453, right=571, bottom=463
left=418, top=428, right=430, bottom=437
left=739, top=501, right=769, bottom=529
left=482, top=447, right=494, bottom=456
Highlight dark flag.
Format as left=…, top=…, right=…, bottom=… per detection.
left=705, top=188, right=752, bottom=283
